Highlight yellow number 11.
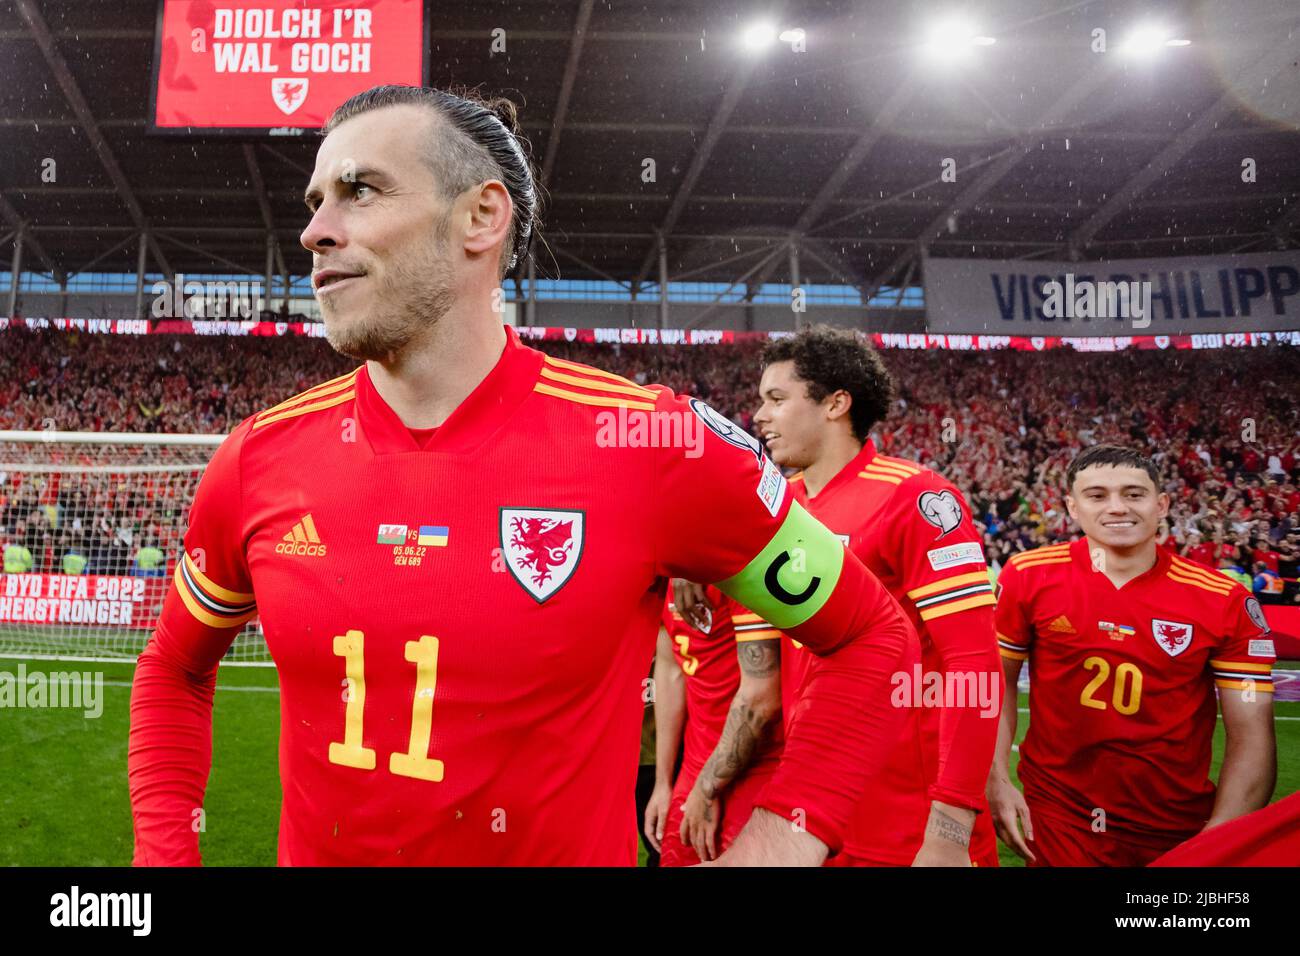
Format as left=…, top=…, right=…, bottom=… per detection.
left=328, top=630, right=445, bottom=782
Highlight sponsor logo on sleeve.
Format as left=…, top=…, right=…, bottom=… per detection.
left=1248, top=639, right=1276, bottom=657
left=917, top=490, right=963, bottom=538
left=926, top=541, right=986, bottom=571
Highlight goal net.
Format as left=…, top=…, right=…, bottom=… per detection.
left=0, top=430, right=271, bottom=665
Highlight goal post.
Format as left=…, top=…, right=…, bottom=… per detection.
left=0, top=430, right=271, bottom=666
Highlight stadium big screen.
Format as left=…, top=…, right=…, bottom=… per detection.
left=151, top=0, right=426, bottom=132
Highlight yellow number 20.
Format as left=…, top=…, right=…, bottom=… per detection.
left=1079, top=656, right=1143, bottom=716
left=328, top=630, right=445, bottom=782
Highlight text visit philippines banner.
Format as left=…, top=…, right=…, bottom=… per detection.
left=923, top=250, right=1300, bottom=336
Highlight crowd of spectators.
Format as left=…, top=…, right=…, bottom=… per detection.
left=2, top=327, right=1298, bottom=604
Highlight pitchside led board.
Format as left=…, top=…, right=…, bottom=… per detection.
left=150, top=0, right=428, bottom=135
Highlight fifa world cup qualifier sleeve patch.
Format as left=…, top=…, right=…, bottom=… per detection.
left=688, top=397, right=788, bottom=517
left=1244, top=595, right=1270, bottom=634
left=917, top=489, right=963, bottom=538
left=714, top=500, right=844, bottom=630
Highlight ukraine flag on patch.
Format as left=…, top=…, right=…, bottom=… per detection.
left=418, top=525, right=450, bottom=547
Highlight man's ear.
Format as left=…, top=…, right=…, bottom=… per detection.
left=824, top=389, right=852, bottom=424
left=1156, top=491, right=1171, bottom=521
left=463, top=179, right=513, bottom=261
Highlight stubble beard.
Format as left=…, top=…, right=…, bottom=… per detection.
left=323, top=221, right=457, bottom=363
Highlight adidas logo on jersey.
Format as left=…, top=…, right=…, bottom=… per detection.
left=276, top=513, right=327, bottom=557
left=1046, top=615, right=1077, bottom=634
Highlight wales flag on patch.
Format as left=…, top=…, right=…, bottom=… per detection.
left=377, top=524, right=407, bottom=545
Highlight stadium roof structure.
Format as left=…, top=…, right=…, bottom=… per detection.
left=1, top=0, right=1298, bottom=300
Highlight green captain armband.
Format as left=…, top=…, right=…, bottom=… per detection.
left=715, top=500, right=845, bottom=630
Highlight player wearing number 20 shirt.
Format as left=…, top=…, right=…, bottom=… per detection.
left=993, top=446, right=1276, bottom=866
left=128, top=330, right=914, bottom=865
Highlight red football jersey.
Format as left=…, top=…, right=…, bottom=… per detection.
left=996, top=539, right=1276, bottom=844
left=662, top=589, right=783, bottom=785
left=659, top=590, right=783, bottom=866
left=780, top=442, right=1002, bottom=864
left=129, top=328, right=914, bottom=865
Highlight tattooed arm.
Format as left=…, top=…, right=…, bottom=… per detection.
left=679, top=637, right=782, bottom=861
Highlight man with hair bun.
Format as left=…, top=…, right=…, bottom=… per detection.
left=128, top=86, right=916, bottom=867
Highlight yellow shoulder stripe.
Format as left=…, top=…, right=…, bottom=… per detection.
left=863, top=460, right=915, bottom=478
left=545, top=356, right=651, bottom=391
left=1009, top=547, right=1070, bottom=566
left=252, top=388, right=356, bottom=430
left=859, top=471, right=902, bottom=485
left=1164, top=564, right=1232, bottom=587
left=1166, top=576, right=1232, bottom=598
left=1170, top=558, right=1235, bottom=589
left=1167, top=563, right=1233, bottom=590
left=1010, top=543, right=1069, bottom=558
left=1010, top=554, right=1071, bottom=569
left=256, top=368, right=360, bottom=420
left=533, top=382, right=656, bottom=411
left=875, top=456, right=921, bottom=474
left=539, top=365, right=657, bottom=400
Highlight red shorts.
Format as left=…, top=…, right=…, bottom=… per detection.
left=1025, top=803, right=1184, bottom=867
left=659, top=762, right=777, bottom=867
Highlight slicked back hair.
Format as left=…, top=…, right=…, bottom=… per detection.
left=1066, top=444, right=1161, bottom=491
left=323, top=85, right=538, bottom=278
left=761, top=325, right=894, bottom=442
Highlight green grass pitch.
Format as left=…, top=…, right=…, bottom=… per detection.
left=0, top=659, right=1295, bottom=866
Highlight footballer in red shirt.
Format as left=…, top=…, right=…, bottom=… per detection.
left=677, top=327, right=1003, bottom=866
left=127, top=86, right=916, bottom=867
left=645, top=591, right=783, bottom=865
left=989, top=445, right=1277, bottom=867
